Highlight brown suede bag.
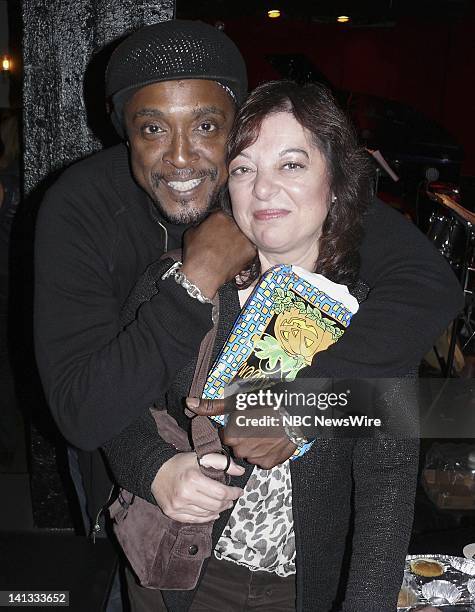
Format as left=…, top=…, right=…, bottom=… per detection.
left=109, top=255, right=228, bottom=591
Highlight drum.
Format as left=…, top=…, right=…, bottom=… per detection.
left=426, top=211, right=465, bottom=271
left=463, top=231, right=475, bottom=296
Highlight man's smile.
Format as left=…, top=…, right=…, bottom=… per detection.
left=166, top=177, right=205, bottom=193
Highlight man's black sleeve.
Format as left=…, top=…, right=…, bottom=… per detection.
left=305, top=199, right=464, bottom=379
left=34, top=180, right=212, bottom=452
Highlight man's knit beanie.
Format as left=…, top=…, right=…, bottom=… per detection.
left=105, top=19, right=248, bottom=137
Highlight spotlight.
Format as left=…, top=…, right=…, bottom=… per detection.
left=337, top=15, right=350, bottom=23
left=268, top=9, right=281, bottom=18
left=2, top=55, right=11, bottom=72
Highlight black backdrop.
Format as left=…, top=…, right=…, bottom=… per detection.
left=23, top=0, right=175, bottom=195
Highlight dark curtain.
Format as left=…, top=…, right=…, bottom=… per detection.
left=23, top=0, right=175, bottom=195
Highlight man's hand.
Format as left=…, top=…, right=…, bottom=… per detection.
left=186, top=398, right=297, bottom=470
left=151, top=451, right=245, bottom=523
left=181, top=211, right=256, bottom=300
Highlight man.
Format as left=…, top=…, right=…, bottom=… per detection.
left=35, top=19, right=462, bottom=612
left=35, top=20, right=253, bottom=526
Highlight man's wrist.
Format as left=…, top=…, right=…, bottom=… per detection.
left=162, top=261, right=213, bottom=303
left=278, top=406, right=309, bottom=447
left=180, top=261, right=221, bottom=300
left=162, top=261, right=218, bottom=323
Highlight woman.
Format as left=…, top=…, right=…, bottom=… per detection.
left=104, top=81, right=419, bottom=612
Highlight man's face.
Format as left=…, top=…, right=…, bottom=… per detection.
left=124, top=79, right=235, bottom=224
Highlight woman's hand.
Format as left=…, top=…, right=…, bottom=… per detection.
left=151, top=451, right=245, bottom=523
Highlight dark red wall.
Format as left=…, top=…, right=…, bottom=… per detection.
left=224, top=10, right=475, bottom=176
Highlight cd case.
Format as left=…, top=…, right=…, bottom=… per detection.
left=202, top=264, right=359, bottom=459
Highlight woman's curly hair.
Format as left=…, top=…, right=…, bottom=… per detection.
left=223, top=80, right=373, bottom=288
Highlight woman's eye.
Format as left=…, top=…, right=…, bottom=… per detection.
left=230, top=166, right=250, bottom=176
left=283, top=162, right=304, bottom=170
left=198, top=122, right=217, bottom=132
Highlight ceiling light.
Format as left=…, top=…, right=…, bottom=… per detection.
left=268, top=9, right=281, bottom=18
left=337, top=15, right=350, bottom=23
left=2, top=55, right=11, bottom=72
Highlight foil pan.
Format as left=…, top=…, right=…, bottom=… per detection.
left=397, top=555, right=475, bottom=610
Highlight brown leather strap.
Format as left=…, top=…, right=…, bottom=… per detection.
left=188, top=305, right=227, bottom=484
left=189, top=326, right=219, bottom=400
left=187, top=324, right=222, bottom=454
left=150, top=410, right=191, bottom=451
left=159, top=248, right=226, bottom=483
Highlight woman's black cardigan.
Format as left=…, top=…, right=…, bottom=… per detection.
left=104, top=266, right=420, bottom=612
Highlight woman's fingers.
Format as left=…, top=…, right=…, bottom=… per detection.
left=199, top=452, right=245, bottom=476
left=176, top=494, right=234, bottom=514
left=194, top=476, right=243, bottom=503
left=171, top=512, right=220, bottom=524
left=172, top=502, right=220, bottom=517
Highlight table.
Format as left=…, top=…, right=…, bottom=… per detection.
left=410, top=526, right=475, bottom=558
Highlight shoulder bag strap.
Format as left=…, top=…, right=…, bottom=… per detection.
left=160, top=249, right=228, bottom=483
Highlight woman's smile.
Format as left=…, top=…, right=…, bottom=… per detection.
left=252, top=208, right=291, bottom=221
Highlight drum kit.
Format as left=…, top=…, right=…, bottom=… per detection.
left=367, top=149, right=473, bottom=376
left=425, top=188, right=475, bottom=376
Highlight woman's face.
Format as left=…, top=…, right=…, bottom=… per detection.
left=228, top=112, right=331, bottom=266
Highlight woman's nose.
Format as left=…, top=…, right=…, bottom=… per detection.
left=162, top=132, right=199, bottom=168
left=252, top=170, right=278, bottom=201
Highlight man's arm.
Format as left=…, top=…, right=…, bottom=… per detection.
left=307, top=199, right=464, bottom=378
left=187, top=200, right=463, bottom=465
left=102, top=199, right=457, bottom=520
left=34, top=176, right=253, bottom=451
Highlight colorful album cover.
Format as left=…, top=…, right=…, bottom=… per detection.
left=202, top=264, right=359, bottom=458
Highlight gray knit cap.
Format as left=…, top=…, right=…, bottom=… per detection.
left=105, top=19, right=248, bottom=137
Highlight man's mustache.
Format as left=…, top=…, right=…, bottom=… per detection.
left=151, top=168, right=218, bottom=187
